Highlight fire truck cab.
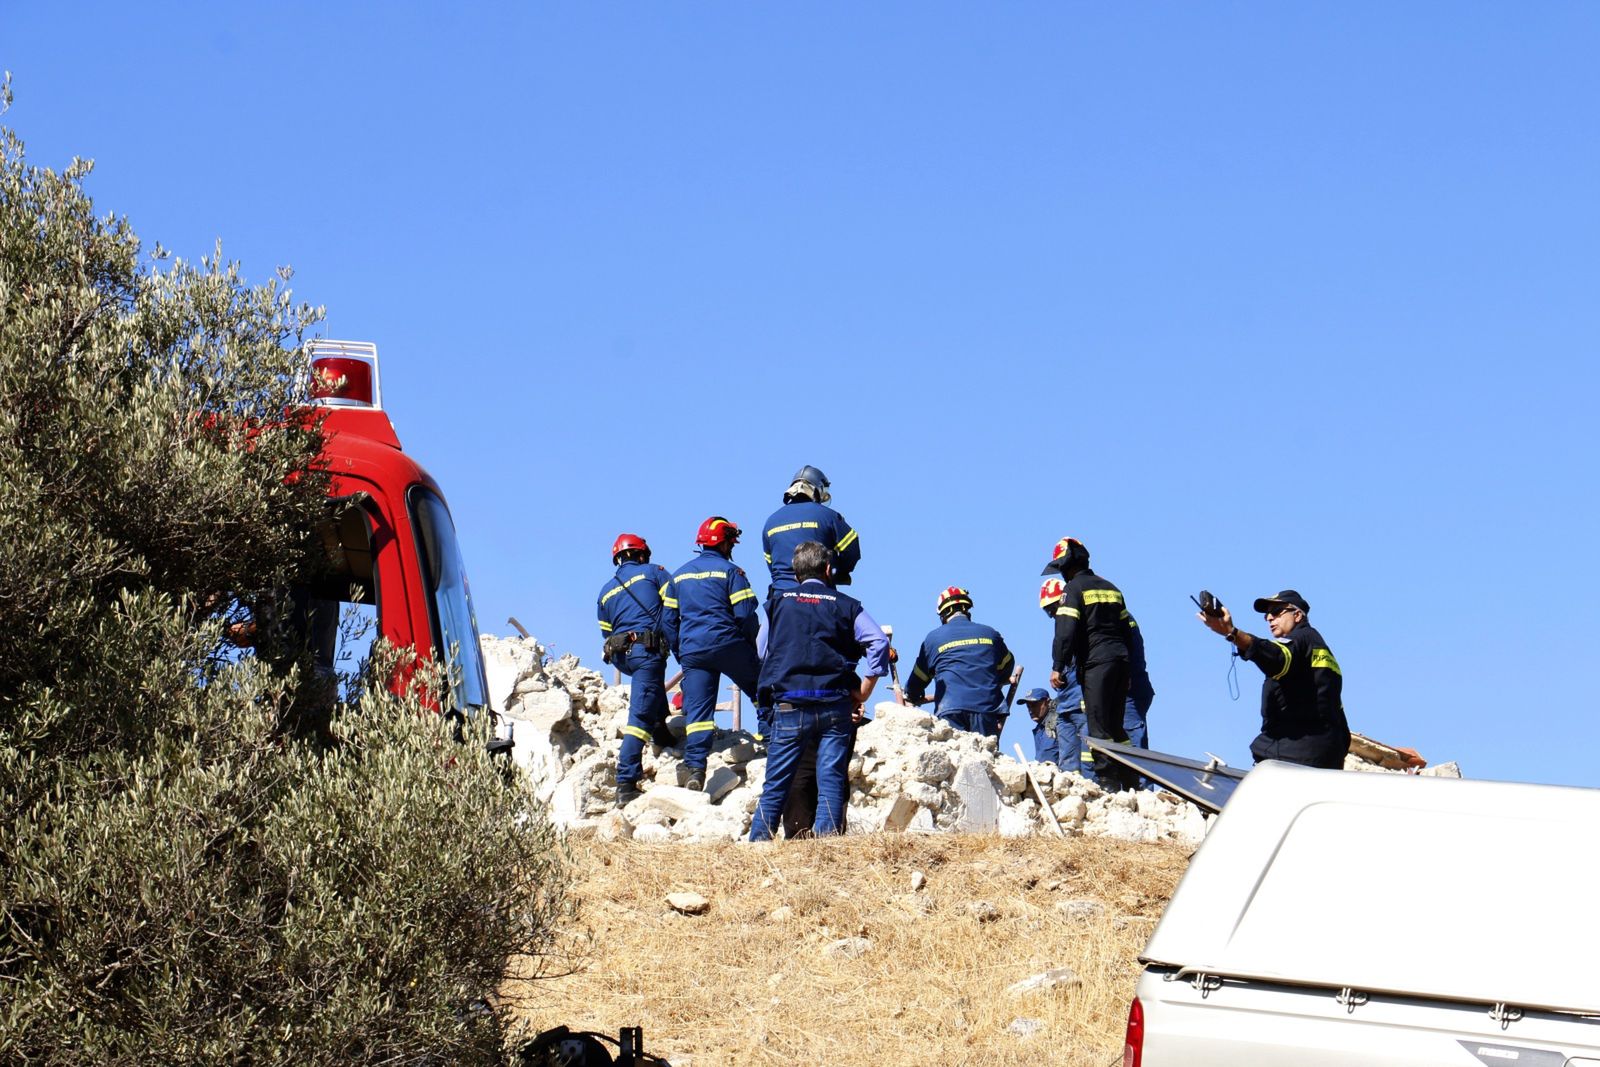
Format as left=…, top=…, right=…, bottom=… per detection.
left=304, top=340, right=489, bottom=713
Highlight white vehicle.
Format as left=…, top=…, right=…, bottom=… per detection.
left=1124, top=761, right=1600, bottom=1066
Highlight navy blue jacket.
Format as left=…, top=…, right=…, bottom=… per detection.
left=905, top=613, right=1014, bottom=715
left=1126, top=610, right=1155, bottom=704
left=596, top=561, right=671, bottom=639
left=759, top=580, right=883, bottom=705
left=1242, top=619, right=1350, bottom=768
left=661, top=548, right=759, bottom=658
left=1042, top=600, right=1084, bottom=711
left=762, top=500, right=860, bottom=589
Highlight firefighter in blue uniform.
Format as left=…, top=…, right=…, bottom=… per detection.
left=1044, top=537, right=1139, bottom=791
left=596, top=532, right=672, bottom=807
left=1124, top=610, right=1155, bottom=749
left=1039, top=577, right=1094, bottom=779
left=762, top=465, right=861, bottom=591
left=660, top=517, right=760, bottom=791
left=903, top=587, right=1016, bottom=740
left=749, top=541, right=889, bottom=840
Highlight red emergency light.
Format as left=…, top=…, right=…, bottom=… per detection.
left=307, top=341, right=382, bottom=409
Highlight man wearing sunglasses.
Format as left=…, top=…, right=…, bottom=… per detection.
left=1196, top=589, right=1351, bottom=770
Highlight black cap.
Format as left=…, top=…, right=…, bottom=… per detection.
left=1252, top=589, right=1310, bottom=615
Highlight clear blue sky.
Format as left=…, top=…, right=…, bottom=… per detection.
left=10, top=3, right=1597, bottom=784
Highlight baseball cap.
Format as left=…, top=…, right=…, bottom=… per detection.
left=1252, top=589, right=1310, bottom=615
left=1016, top=687, right=1052, bottom=705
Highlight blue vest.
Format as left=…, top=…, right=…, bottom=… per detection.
left=762, top=500, right=860, bottom=590
left=907, top=614, right=1014, bottom=715
left=758, top=580, right=864, bottom=704
left=662, top=549, right=758, bottom=656
left=596, top=561, right=670, bottom=636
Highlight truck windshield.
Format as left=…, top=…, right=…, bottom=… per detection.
left=408, top=486, right=489, bottom=714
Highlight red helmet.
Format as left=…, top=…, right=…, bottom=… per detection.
left=611, top=532, right=650, bottom=564
left=1042, top=536, right=1089, bottom=576
left=936, top=586, right=973, bottom=617
left=695, top=516, right=741, bottom=548
left=1039, top=578, right=1065, bottom=610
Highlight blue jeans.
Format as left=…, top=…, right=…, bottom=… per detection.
left=615, top=647, right=668, bottom=787
left=680, top=641, right=761, bottom=771
left=1056, top=707, right=1097, bottom=781
left=749, top=701, right=855, bottom=840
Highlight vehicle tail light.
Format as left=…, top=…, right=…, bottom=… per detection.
left=307, top=340, right=382, bottom=409
left=1123, top=996, right=1144, bottom=1067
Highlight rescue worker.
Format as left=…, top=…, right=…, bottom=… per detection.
left=1044, top=537, right=1138, bottom=791
left=1039, top=577, right=1094, bottom=780
left=1197, top=589, right=1351, bottom=769
left=1124, top=610, right=1155, bottom=749
left=903, top=587, right=1016, bottom=740
left=661, top=517, right=761, bottom=791
left=596, top=533, right=673, bottom=807
left=1016, top=687, right=1059, bottom=765
left=749, top=541, right=889, bottom=840
left=762, top=465, right=860, bottom=591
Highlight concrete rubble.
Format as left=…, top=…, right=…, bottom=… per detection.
left=481, top=634, right=1459, bottom=846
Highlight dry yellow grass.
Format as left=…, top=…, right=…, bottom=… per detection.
left=504, top=833, right=1190, bottom=1067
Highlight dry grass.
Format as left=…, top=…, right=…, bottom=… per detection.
left=503, top=834, right=1190, bottom=1067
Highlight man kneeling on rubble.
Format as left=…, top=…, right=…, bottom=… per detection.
left=749, top=541, right=889, bottom=841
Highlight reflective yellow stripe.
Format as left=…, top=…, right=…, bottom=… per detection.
left=674, top=570, right=729, bottom=582
left=997, top=651, right=1014, bottom=672
left=729, top=588, right=756, bottom=605
left=1080, top=751, right=1094, bottom=763
left=600, top=572, right=655, bottom=605
left=684, top=721, right=716, bottom=734
left=1082, top=589, right=1124, bottom=605
left=912, top=665, right=931, bottom=681
left=1311, top=648, right=1341, bottom=675
left=623, top=725, right=651, bottom=741
left=767, top=521, right=820, bottom=536
left=764, top=552, right=772, bottom=563
left=661, top=596, right=679, bottom=608
left=598, top=621, right=613, bottom=633
left=835, top=528, right=858, bottom=553
left=1056, top=606, right=1080, bottom=619
left=1271, top=641, right=1293, bottom=680
left=937, top=636, right=995, bottom=654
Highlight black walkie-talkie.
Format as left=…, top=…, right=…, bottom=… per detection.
left=1191, top=590, right=1224, bottom=619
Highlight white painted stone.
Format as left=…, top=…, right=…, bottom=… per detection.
left=952, top=760, right=1000, bottom=832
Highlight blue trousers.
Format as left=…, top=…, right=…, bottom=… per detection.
left=938, top=708, right=1002, bottom=740
left=1056, top=707, right=1097, bottom=781
left=1124, top=692, right=1152, bottom=749
left=749, top=701, right=855, bottom=840
left=679, top=640, right=761, bottom=771
left=615, top=647, right=668, bottom=787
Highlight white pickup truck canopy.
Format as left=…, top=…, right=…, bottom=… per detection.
left=1143, top=761, right=1600, bottom=1016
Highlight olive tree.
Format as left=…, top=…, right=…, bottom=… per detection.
left=0, top=81, right=568, bottom=1064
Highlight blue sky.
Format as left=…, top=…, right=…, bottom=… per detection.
left=9, top=3, right=1597, bottom=784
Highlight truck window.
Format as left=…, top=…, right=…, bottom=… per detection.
left=408, top=486, right=489, bottom=713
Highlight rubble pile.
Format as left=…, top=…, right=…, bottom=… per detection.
left=482, top=635, right=1211, bottom=845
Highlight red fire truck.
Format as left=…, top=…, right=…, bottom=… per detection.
left=303, top=339, right=489, bottom=713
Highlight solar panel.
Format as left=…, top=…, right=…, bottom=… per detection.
left=1088, top=739, right=1248, bottom=814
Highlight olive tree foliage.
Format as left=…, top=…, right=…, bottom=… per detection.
left=0, top=81, right=569, bottom=1064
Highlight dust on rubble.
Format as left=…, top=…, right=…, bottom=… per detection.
left=502, top=833, right=1189, bottom=1067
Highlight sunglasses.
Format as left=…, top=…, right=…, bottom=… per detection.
left=1264, top=606, right=1299, bottom=619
